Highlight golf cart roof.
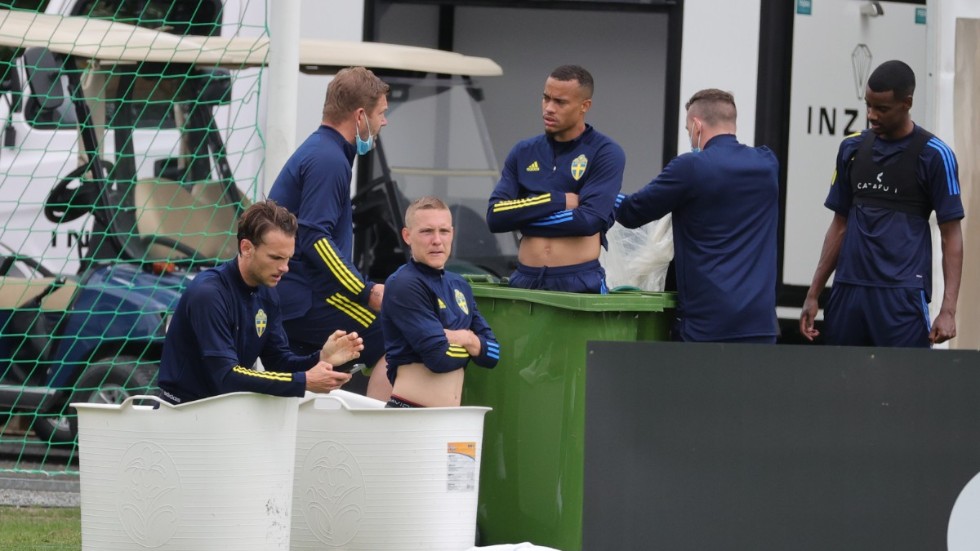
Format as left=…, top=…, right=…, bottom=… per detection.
left=0, top=9, right=503, bottom=76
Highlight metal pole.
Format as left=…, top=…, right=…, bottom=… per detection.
left=262, top=0, right=301, bottom=195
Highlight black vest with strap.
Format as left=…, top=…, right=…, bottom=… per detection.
left=849, top=128, right=932, bottom=219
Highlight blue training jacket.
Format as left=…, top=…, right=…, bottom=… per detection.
left=381, top=260, right=500, bottom=385
left=617, top=134, right=779, bottom=342
left=268, top=126, right=376, bottom=341
left=487, top=124, right=625, bottom=244
left=158, top=260, right=318, bottom=403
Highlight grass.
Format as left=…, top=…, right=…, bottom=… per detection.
left=0, top=506, right=81, bottom=550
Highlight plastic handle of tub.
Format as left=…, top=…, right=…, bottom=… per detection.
left=117, top=394, right=169, bottom=409
left=313, top=394, right=347, bottom=411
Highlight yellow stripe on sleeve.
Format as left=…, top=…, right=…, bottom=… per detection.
left=491, top=193, right=552, bottom=213
left=232, top=365, right=293, bottom=382
left=326, top=293, right=376, bottom=327
left=446, top=345, right=470, bottom=358
left=313, top=238, right=365, bottom=295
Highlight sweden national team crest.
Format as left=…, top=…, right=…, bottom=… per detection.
left=255, top=309, right=268, bottom=337
left=454, top=289, right=469, bottom=315
left=570, top=154, right=588, bottom=181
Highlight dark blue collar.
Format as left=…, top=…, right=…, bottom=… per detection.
left=410, top=258, right=445, bottom=278
left=546, top=123, right=594, bottom=150
left=318, top=124, right=357, bottom=163
left=703, top=133, right=738, bottom=150
left=220, top=258, right=259, bottom=295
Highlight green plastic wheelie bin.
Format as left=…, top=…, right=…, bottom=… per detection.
left=462, top=283, right=675, bottom=550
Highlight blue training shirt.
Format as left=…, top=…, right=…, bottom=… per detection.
left=268, top=125, right=376, bottom=337
left=487, top=124, right=625, bottom=243
left=158, top=260, right=318, bottom=403
left=616, top=134, right=779, bottom=342
left=381, top=259, right=500, bottom=385
left=826, top=126, right=963, bottom=299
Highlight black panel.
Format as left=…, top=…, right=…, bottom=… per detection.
left=661, top=0, right=682, bottom=167
left=585, top=341, right=980, bottom=551
left=382, top=0, right=676, bottom=9
left=755, top=0, right=794, bottom=302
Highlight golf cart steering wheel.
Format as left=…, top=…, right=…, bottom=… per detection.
left=141, top=235, right=206, bottom=264
left=44, top=160, right=114, bottom=223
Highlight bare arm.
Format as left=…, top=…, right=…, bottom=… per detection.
left=799, top=213, right=848, bottom=341
left=444, top=328, right=481, bottom=357
left=929, top=219, right=963, bottom=344
left=368, top=283, right=384, bottom=312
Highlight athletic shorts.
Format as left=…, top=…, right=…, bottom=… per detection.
left=386, top=394, right=422, bottom=408
left=823, top=283, right=931, bottom=348
left=508, top=259, right=608, bottom=294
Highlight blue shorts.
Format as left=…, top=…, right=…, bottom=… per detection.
left=509, top=259, right=608, bottom=294
left=823, top=283, right=931, bottom=347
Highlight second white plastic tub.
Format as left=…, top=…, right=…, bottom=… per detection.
left=290, top=391, right=490, bottom=550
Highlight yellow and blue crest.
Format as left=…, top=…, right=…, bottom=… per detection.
left=454, top=289, right=469, bottom=315
left=255, top=309, right=268, bottom=337
left=570, top=154, right=588, bottom=181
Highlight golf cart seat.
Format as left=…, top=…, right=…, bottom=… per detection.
left=0, top=277, right=78, bottom=310
left=132, top=179, right=241, bottom=264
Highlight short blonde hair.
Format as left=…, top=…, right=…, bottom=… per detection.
left=322, top=67, right=390, bottom=123
left=685, top=88, right=737, bottom=126
left=405, top=196, right=450, bottom=228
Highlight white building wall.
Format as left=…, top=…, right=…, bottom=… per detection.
left=676, top=0, right=761, bottom=155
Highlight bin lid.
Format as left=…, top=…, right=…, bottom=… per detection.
left=469, top=283, right=676, bottom=312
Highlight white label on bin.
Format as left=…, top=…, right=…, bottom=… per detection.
left=447, top=442, right=477, bottom=492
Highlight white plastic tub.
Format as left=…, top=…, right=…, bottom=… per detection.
left=291, top=391, right=490, bottom=550
left=74, top=393, right=300, bottom=551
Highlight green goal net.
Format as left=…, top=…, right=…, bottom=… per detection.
left=0, top=0, right=265, bottom=475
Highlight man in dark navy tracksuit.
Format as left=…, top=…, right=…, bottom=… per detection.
left=158, top=201, right=361, bottom=404
left=800, top=60, right=964, bottom=347
left=268, top=67, right=392, bottom=400
left=617, top=89, right=779, bottom=343
left=382, top=197, right=499, bottom=408
left=487, top=65, right=625, bottom=294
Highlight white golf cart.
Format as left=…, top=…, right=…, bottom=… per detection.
left=0, top=5, right=511, bottom=443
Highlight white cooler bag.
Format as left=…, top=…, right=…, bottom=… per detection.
left=291, top=391, right=490, bottom=550
left=74, top=392, right=300, bottom=551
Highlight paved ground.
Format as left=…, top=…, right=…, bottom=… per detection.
left=0, top=474, right=80, bottom=507
left=0, top=423, right=80, bottom=508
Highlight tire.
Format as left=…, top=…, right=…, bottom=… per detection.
left=32, top=356, right=157, bottom=444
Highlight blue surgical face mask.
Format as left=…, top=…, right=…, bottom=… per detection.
left=355, top=112, right=374, bottom=156
left=689, top=119, right=703, bottom=153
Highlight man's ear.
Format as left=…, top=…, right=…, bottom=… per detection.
left=401, top=227, right=411, bottom=245
left=240, top=238, right=255, bottom=257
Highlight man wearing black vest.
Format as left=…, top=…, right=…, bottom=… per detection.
left=800, top=60, right=964, bottom=347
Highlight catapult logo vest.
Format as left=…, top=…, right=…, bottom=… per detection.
left=850, top=128, right=933, bottom=219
